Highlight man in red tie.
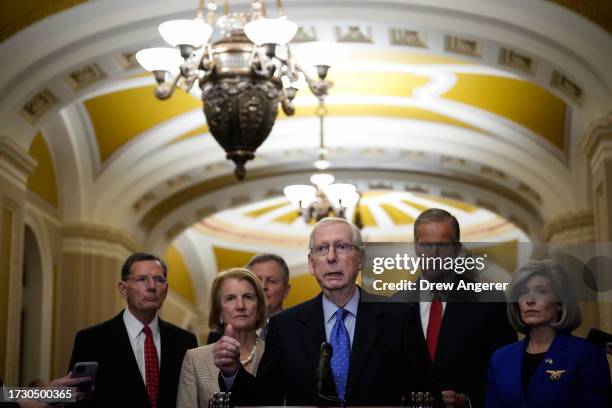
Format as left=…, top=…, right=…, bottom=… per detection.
left=68, top=253, right=197, bottom=407
left=408, top=209, right=516, bottom=408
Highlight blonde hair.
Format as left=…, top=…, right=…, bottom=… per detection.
left=208, top=268, right=267, bottom=332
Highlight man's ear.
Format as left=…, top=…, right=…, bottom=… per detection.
left=118, top=280, right=128, bottom=300
left=308, top=254, right=315, bottom=276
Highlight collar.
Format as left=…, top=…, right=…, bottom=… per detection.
left=322, top=286, right=360, bottom=324
left=123, top=308, right=159, bottom=340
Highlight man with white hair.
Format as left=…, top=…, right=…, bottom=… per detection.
left=214, top=217, right=420, bottom=405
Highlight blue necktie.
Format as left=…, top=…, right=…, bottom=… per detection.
left=330, top=308, right=350, bottom=401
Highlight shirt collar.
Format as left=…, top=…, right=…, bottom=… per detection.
left=123, top=308, right=159, bottom=340
left=322, top=287, right=360, bottom=324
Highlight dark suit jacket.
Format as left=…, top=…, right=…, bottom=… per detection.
left=68, top=311, right=197, bottom=408
left=396, top=276, right=517, bottom=408
left=224, top=289, right=420, bottom=406
left=486, top=331, right=611, bottom=408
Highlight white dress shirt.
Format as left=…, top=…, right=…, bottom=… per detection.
left=322, top=288, right=360, bottom=346
left=123, top=308, right=162, bottom=384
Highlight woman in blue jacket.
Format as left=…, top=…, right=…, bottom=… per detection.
left=486, top=260, right=610, bottom=408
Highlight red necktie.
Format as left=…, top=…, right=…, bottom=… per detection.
left=426, top=296, right=442, bottom=361
left=142, top=326, right=159, bottom=408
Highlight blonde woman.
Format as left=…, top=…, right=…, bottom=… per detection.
left=177, top=268, right=267, bottom=407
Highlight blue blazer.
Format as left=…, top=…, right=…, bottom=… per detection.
left=486, top=331, right=610, bottom=408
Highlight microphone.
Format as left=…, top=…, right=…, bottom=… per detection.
left=317, top=342, right=333, bottom=395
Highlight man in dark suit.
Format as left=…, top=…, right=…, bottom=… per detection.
left=213, top=217, right=418, bottom=406
left=398, top=208, right=516, bottom=408
left=68, top=252, right=197, bottom=408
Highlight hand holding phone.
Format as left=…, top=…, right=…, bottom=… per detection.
left=70, top=361, right=98, bottom=394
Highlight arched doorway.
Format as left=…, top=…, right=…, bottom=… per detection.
left=20, top=226, right=44, bottom=385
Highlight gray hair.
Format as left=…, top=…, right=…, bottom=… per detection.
left=246, top=253, right=290, bottom=286
left=413, top=208, right=460, bottom=243
left=506, top=260, right=582, bottom=334
left=308, top=217, right=364, bottom=253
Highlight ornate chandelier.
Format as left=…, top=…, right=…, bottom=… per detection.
left=283, top=85, right=361, bottom=226
left=136, top=0, right=329, bottom=180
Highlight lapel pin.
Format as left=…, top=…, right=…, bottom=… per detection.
left=544, top=358, right=554, bottom=364
left=546, top=369, right=565, bottom=381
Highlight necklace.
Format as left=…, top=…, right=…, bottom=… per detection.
left=240, top=341, right=258, bottom=366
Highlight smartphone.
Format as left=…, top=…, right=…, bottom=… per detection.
left=71, top=361, right=98, bottom=393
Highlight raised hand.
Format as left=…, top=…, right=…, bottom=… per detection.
left=213, top=324, right=241, bottom=377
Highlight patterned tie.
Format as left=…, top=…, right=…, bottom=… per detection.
left=330, top=308, right=350, bottom=401
left=142, top=326, right=159, bottom=408
left=426, top=294, right=442, bottom=361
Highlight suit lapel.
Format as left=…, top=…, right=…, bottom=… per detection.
left=113, top=312, right=150, bottom=403
left=507, top=338, right=527, bottom=405
left=297, top=294, right=326, bottom=375
left=158, top=319, right=172, bottom=402
left=345, top=298, right=382, bottom=398
left=408, top=302, right=431, bottom=372
left=433, top=301, right=462, bottom=368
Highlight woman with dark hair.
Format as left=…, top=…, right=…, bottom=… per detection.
left=486, top=260, right=610, bottom=407
left=177, top=268, right=267, bottom=408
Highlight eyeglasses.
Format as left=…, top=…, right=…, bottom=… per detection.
left=310, top=242, right=356, bottom=257
left=124, top=276, right=168, bottom=286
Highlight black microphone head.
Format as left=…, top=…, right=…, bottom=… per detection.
left=320, top=341, right=333, bottom=358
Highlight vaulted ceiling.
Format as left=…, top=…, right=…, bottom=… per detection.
left=2, top=0, right=611, bottom=308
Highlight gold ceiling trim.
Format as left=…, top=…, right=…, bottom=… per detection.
left=1, top=0, right=88, bottom=43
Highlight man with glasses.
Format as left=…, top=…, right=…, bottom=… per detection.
left=396, top=209, right=515, bottom=408
left=68, top=252, right=197, bottom=407
left=214, top=217, right=418, bottom=405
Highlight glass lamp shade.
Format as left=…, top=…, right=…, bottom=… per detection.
left=244, top=16, right=297, bottom=45
left=135, top=47, right=184, bottom=73
left=323, top=183, right=357, bottom=207
left=340, top=190, right=360, bottom=207
left=284, top=185, right=317, bottom=208
left=310, top=173, right=335, bottom=186
left=158, top=19, right=213, bottom=47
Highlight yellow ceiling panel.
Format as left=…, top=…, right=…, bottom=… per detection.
left=212, top=246, right=256, bottom=272
left=169, top=125, right=209, bottom=145
left=400, top=199, right=431, bottom=213
left=380, top=203, right=415, bottom=225
left=357, top=203, right=377, bottom=227
left=285, top=273, right=320, bottom=308
left=84, top=86, right=201, bottom=162
left=321, top=71, right=429, bottom=97
left=280, top=104, right=482, bottom=133
left=164, top=245, right=196, bottom=305
left=443, top=74, right=566, bottom=150
left=245, top=201, right=289, bottom=218
left=415, top=193, right=478, bottom=213
left=273, top=210, right=301, bottom=224
left=27, top=132, right=59, bottom=208
left=1, top=0, right=87, bottom=42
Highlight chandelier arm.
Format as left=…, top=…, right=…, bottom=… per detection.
left=154, top=72, right=181, bottom=99
left=280, top=93, right=295, bottom=115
